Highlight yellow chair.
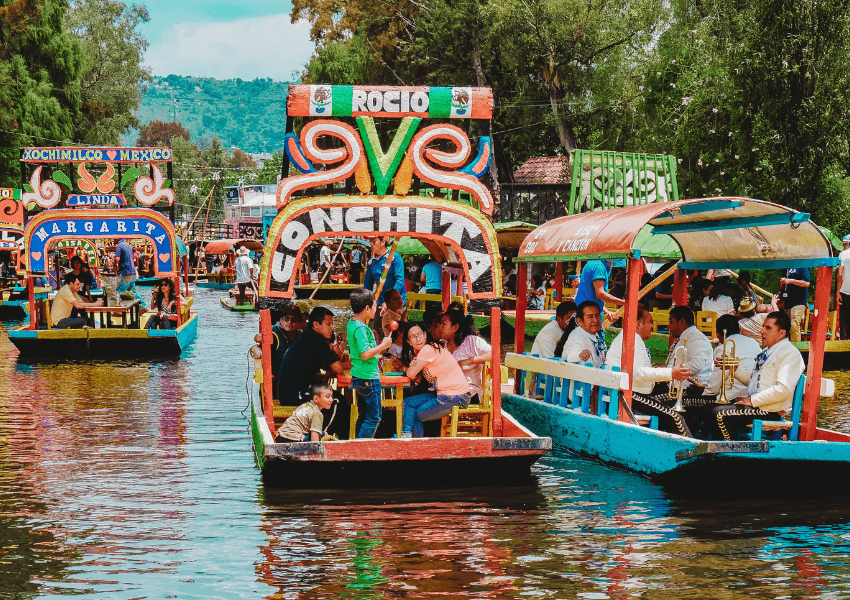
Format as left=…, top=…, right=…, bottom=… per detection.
left=349, top=380, right=405, bottom=438
left=695, top=310, right=717, bottom=338
left=827, top=310, right=839, bottom=339
left=651, top=309, right=670, bottom=333
left=543, top=288, right=557, bottom=310
left=441, top=362, right=494, bottom=437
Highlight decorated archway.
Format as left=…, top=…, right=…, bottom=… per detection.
left=24, top=208, right=178, bottom=275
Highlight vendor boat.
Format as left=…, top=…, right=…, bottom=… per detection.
left=7, top=146, right=198, bottom=358
left=501, top=196, right=846, bottom=495
left=249, top=84, right=551, bottom=487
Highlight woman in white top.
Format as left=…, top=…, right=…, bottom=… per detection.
left=702, top=281, right=735, bottom=316
left=441, top=308, right=492, bottom=402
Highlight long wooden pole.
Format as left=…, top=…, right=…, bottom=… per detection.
left=372, top=237, right=401, bottom=304
left=309, top=238, right=347, bottom=301
left=605, top=262, right=679, bottom=325
left=729, top=270, right=773, bottom=299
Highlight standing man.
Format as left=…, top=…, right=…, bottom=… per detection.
left=363, top=236, right=406, bottom=333
left=780, top=266, right=810, bottom=342
left=114, top=238, right=144, bottom=306
left=710, top=311, right=804, bottom=440
left=837, top=234, right=850, bottom=340
left=574, top=259, right=623, bottom=321
left=349, top=244, right=363, bottom=284
left=234, top=246, right=254, bottom=307
left=319, top=240, right=332, bottom=272
left=420, top=257, right=442, bottom=310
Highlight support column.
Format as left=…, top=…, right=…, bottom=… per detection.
left=174, top=275, right=182, bottom=326
left=672, top=268, right=689, bottom=307
left=27, top=277, right=36, bottom=330
left=442, top=271, right=451, bottom=311
left=513, top=262, right=528, bottom=393
left=620, top=257, right=642, bottom=419
left=555, top=263, right=563, bottom=302
left=260, top=309, right=275, bottom=434
left=800, top=265, right=831, bottom=441
left=490, top=306, right=502, bottom=436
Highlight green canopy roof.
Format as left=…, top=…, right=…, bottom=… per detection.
left=819, top=227, right=844, bottom=252
left=633, top=226, right=682, bottom=261
left=395, top=236, right=430, bottom=255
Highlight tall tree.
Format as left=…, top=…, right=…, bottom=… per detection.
left=136, top=119, right=191, bottom=147
left=66, top=0, right=151, bottom=145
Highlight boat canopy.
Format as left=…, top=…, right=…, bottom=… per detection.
left=204, top=238, right=264, bottom=255
left=517, top=197, right=838, bottom=270
left=494, top=221, right=535, bottom=251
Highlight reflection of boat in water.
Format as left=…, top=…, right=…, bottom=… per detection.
left=502, top=197, right=847, bottom=496
left=7, top=147, right=198, bottom=358
left=0, top=222, right=28, bottom=320
left=249, top=84, right=551, bottom=487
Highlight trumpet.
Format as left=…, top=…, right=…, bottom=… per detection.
left=668, top=340, right=687, bottom=412
left=716, top=330, right=739, bottom=405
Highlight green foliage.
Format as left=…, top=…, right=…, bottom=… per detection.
left=128, top=75, right=292, bottom=153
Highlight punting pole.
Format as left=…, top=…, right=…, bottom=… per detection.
left=620, top=257, right=642, bottom=418
left=490, top=306, right=503, bottom=436
left=555, top=263, right=563, bottom=302
left=442, top=270, right=451, bottom=311
left=259, top=309, right=275, bottom=434
left=513, top=262, right=528, bottom=393
left=800, top=265, right=832, bottom=441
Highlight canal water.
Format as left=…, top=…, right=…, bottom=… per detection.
left=2, top=289, right=850, bottom=599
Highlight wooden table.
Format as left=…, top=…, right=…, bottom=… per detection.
left=85, top=300, right=142, bottom=329
left=337, top=373, right=411, bottom=438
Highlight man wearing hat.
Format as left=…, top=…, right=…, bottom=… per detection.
left=838, top=233, right=850, bottom=340
left=234, top=246, right=254, bottom=307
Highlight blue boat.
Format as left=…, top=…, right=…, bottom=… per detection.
left=502, top=197, right=846, bottom=495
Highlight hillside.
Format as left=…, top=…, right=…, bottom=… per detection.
left=125, top=75, right=293, bottom=153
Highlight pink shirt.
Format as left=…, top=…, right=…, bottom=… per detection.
left=409, top=345, right=470, bottom=396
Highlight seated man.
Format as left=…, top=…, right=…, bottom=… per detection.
left=704, top=314, right=761, bottom=401
left=51, top=273, right=103, bottom=329
left=665, top=305, right=714, bottom=406
left=531, top=300, right=577, bottom=359
left=710, top=311, right=804, bottom=441
left=605, top=306, right=691, bottom=436
left=737, top=296, right=776, bottom=340
left=562, top=300, right=606, bottom=367
left=270, top=305, right=307, bottom=399
left=277, top=306, right=352, bottom=406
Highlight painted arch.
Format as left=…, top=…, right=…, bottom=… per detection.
left=24, top=208, right=178, bottom=275
left=259, top=196, right=503, bottom=307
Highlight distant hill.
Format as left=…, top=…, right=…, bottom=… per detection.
left=124, top=74, right=293, bottom=153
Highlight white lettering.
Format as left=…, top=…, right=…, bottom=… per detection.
left=415, top=208, right=433, bottom=234
left=155, top=234, right=165, bottom=244
left=84, top=222, right=94, bottom=233
left=309, top=207, right=343, bottom=233
left=401, top=91, right=410, bottom=113
left=66, top=222, right=77, bottom=233
left=439, top=212, right=479, bottom=245
left=51, top=223, right=61, bottom=234
left=271, top=252, right=296, bottom=284
left=100, top=222, right=109, bottom=233
left=133, top=220, right=140, bottom=232
left=352, top=90, right=368, bottom=113
left=378, top=206, right=409, bottom=232
left=384, top=90, right=400, bottom=112
left=367, top=91, right=383, bottom=112
left=35, top=227, right=49, bottom=242
left=411, top=92, right=429, bottom=113
left=462, top=249, right=492, bottom=283
left=281, top=220, right=310, bottom=251
left=145, top=223, right=156, bottom=235
left=117, top=221, right=127, bottom=232
left=345, top=206, right=375, bottom=232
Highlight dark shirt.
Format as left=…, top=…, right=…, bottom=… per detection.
left=782, top=268, right=810, bottom=309
left=277, top=327, right=339, bottom=403
left=271, top=325, right=299, bottom=386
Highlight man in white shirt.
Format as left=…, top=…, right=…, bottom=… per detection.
left=710, top=311, right=805, bottom=440
left=837, top=234, right=850, bottom=340
left=562, top=301, right=607, bottom=367
left=319, top=241, right=332, bottom=271
left=666, top=305, right=714, bottom=405
left=234, top=246, right=254, bottom=306
left=606, top=306, right=691, bottom=436
left=531, top=300, right=577, bottom=359
left=705, top=314, right=762, bottom=401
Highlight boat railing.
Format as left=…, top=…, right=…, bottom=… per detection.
left=505, top=352, right=629, bottom=420
left=406, top=292, right=464, bottom=311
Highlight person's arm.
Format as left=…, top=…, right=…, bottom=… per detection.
left=392, top=255, right=406, bottom=304
left=406, top=346, right=432, bottom=379
left=837, top=265, right=844, bottom=306
left=592, top=279, right=624, bottom=305
left=780, top=275, right=810, bottom=288
left=359, top=328, right=393, bottom=361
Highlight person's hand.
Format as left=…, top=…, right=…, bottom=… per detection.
left=579, top=349, right=591, bottom=361
left=457, top=357, right=475, bottom=371
left=736, top=396, right=753, bottom=406
left=603, top=308, right=617, bottom=322
left=379, top=336, right=393, bottom=351
left=671, top=365, right=690, bottom=381
left=95, top=299, right=103, bottom=307
left=837, top=295, right=842, bottom=307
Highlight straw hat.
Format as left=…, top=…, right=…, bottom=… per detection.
left=738, top=298, right=756, bottom=313
left=237, top=246, right=251, bottom=256
left=295, top=300, right=312, bottom=315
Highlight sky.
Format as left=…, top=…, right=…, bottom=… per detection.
left=139, top=0, right=316, bottom=81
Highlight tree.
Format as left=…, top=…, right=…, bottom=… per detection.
left=136, top=120, right=191, bottom=147
left=0, top=0, right=83, bottom=186
left=66, top=0, right=151, bottom=145
left=231, top=148, right=256, bottom=169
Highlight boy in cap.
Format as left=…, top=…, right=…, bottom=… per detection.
left=275, top=382, right=335, bottom=442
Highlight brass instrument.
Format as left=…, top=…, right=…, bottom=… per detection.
left=668, top=340, right=687, bottom=412
left=716, top=330, right=739, bottom=405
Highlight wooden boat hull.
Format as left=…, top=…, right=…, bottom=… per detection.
left=135, top=277, right=160, bottom=286
left=251, top=392, right=551, bottom=488
left=294, top=283, right=362, bottom=300
left=7, top=312, right=198, bottom=358
left=220, top=296, right=258, bottom=312
left=502, top=393, right=850, bottom=496
left=196, top=281, right=233, bottom=290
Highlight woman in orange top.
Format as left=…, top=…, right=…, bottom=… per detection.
left=400, top=324, right=471, bottom=437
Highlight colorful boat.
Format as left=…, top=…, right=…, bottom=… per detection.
left=250, top=83, right=551, bottom=487
left=7, top=147, right=198, bottom=358
left=0, top=222, right=28, bottom=319
left=501, top=197, right=846, bottom=495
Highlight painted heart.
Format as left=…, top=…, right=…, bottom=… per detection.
left=106, top=150, right=117, bottom=160
left=159, top=253, right=170, bottom=263
left=31, top=251, right=42, bottom=262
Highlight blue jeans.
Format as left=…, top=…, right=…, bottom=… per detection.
left=353, top=377, right=383, bottom=438
left=116, top=274, right=145, bottom=307
left=403, top=392, right=471, bottom=437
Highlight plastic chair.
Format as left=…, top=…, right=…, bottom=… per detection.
left=651, top=309, right=670, bottom=334
left=695, top=310, right=717, bottom=338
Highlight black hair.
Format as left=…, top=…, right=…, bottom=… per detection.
left=576, top=300, right=600, bottom=321
left=152, top=278, right=176, bottom=307
left=555, top=300, right=577, bottom=319
left=70, top=256, right=83, bottom=265
left=766, top=310, right=792, bottom=338
left=310, top=381, right=332, bottom=398
left=382, top=287, right=400, bottom=304
left=716, top=314, right=741, bottom=337
left=442, top=308, right=478, bottom=345
left=422, top=305, right=443, bottom=328
left=636, top=305, right=650, bottom=322
left=708, top=280, right=728, bottom=301
left=350, top=288, right=374, bottom=314
left=400, top=322, right=442, bottom=366
left=531, top=274, right=543, bottom=288
left=447, top=301, right=464, bottom=313
left=309, top=306, right=334, bottom=328
left=669, top=305, right=695, bottom=326
left=554, top=314, right=578, bottom=358
left=64, top=273, right=80, bottom=284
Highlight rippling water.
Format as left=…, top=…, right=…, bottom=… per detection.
left=2, top=290, right=850, bottom=599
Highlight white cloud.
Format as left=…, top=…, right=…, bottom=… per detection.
left=144, top=13, right=314, bottom=80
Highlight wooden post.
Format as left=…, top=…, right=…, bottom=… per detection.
left=441, top=271, right=451, bottom=311
left=27, top=276, right=36, bottom=330
left=672, top=268, right=688, bottom=307
left=260, top=309, right=276, bottom=434
left=514, top=262, right=528, bottom=357
left=555, top=263, right=563, bottom=302
left=174, top=275, right=182, bottom=326
left=183, top=255, right=190, bottom=297
left=490, top=306, right=503, bottom=436
left=619, top=257, right=642, bottom=419
left=800, top=265, right=831, bottom=441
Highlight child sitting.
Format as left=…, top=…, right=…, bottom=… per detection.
left=348, top=288, right=393, bottom=438
left=275, top=382, right=335, bottom=443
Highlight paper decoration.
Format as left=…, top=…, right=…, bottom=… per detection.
left=97, top=164, right=116, bottom=193
left=22, top=166, right=62, bottom=209
left=356, top=116, right=420, bottom=196
left=134, top=164, right=175, bottom=206
left=77, top=163, right=97, bottom=192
